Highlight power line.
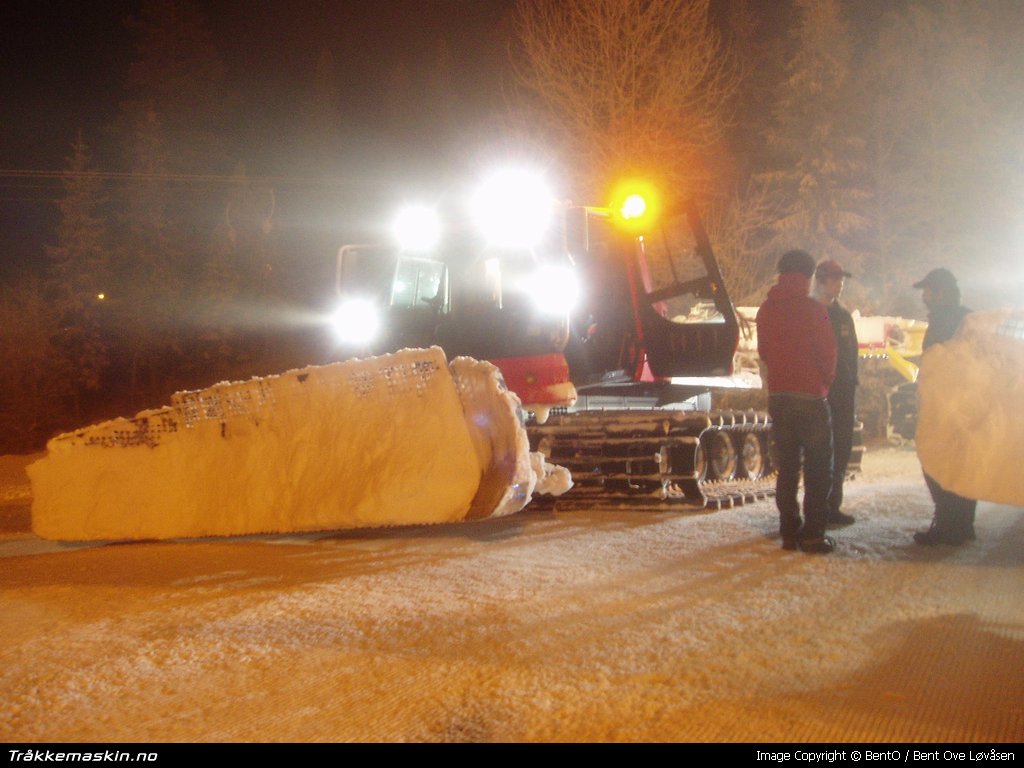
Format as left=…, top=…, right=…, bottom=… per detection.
left=0, top=170, right=382, bottom=206
left=0, top=169, right=365, bottom=186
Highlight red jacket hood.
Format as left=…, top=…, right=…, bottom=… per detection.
left=765, top=272, right=812, bottom=302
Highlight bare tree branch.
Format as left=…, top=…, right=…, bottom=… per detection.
left=510, top=0, right=738, bottom=205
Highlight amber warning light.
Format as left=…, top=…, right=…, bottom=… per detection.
left=609, top=179, right=661, bottom=231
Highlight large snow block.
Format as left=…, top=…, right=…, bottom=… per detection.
left=916, top=310, right=1024, bottom=506
left=29, top=348, right=543, bottom=541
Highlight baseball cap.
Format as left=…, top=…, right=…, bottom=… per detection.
left=815, top=259, right=852, bottom=280
left=913, top=268, right=958, bottom=291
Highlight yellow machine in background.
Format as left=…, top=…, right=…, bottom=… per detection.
left=855, top=314, right=928, bottom=383
left=853, top=314, right=928, bottom=442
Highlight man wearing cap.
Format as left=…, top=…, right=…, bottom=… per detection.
left=912, top=268, right=976, bottom=546
left=814, top=259, right=858, bottom=528
left=757, top=250, right=838, bottom=554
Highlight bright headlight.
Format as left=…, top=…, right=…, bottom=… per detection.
left=330, top=297, right=381, bottom=346
left=530, top=264, right=579, bottom=316
left=393, top=205, right=441, bottom=252
left=471, top=168, right=553, bottom=248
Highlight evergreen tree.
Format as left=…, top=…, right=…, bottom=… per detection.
left=121, top=0, right=231, bottom=174
left=110, top=109, right=187, bottom=405
left=44, top=135, right=110, bottom=408
left=762, top=0, right=870, bottom=276
left=718, top=0, right=787, bottom=187
left=205, top=164, right=280, bottom=379
left=112, top=0, right=260, bottom=399
left=118, top=0, right=234, bottom=280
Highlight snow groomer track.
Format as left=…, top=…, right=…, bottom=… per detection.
left=529, top=407, right=777, bottom=511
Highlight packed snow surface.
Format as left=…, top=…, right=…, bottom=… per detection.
left=917, top=309, right=1024, bottom=506
left=28, top=348, right=565, bottom=541
left=0, top=446, right=1021, bottom=742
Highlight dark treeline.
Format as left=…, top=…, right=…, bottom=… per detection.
left=2, top=0, right=1022, bottom=454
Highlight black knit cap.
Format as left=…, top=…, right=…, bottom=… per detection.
left=777, top=249, right=816, bottom=278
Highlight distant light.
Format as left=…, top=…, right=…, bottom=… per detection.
left=393, top=206, right=441, bottom=252
left=471, top=168, right=553, bottom=247
left=96, top=293, right=105, bottom=300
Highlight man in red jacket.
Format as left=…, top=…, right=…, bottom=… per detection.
left=756, top=250, right=838, bottom=554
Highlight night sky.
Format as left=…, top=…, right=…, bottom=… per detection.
left=1, top=1, right=516, bottom=168
left=0, top=0, right=518, bottom=276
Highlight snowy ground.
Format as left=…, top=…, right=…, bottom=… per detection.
left=0, top=445, right=1021, bottom=743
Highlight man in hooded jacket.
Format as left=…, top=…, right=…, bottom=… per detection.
left=756, top=250, right=838, bottom=554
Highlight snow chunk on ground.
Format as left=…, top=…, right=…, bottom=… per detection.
left=530, top=452, right=573, bottom=496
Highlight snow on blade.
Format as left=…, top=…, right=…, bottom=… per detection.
left=28, top=347, right=565, bottom=541
left=450, top=355, right=555, bottom=520
left=916, top=309, right=1024, bottom=506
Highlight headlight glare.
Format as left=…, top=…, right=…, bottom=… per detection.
left=393, top=205, right=441, bottom=252
left=330, top=297, right=381, bottom=346
left=472, top=169, right=553, bottom=248
left=530, top=264, right=579, bottom=316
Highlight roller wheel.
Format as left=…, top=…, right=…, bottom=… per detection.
left=694, top=442, right=707, bottom=483
left=705, top=430, right=737, bottom=481
left=738, top=432, right=765, bottom=480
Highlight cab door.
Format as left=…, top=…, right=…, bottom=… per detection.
left=566, top=202, right=739, bottom=382
left=628, top=202, right=739, bottom=378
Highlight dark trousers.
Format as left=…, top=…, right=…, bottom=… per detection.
left=827, top=389, right=855, bottom=516
left=923, top=472, right=977, bottom=537
left=769, top=394, right=834, bottom=541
